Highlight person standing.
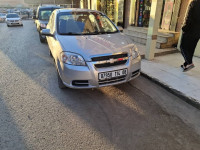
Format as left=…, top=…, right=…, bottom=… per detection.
left=180, top=0, right=200, bottom=72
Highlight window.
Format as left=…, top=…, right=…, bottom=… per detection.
left=57, top=12, right=118, bottom=35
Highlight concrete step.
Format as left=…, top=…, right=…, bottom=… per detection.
left=125, top=33, right=166, bottom=49
left=124, top=30, right=168, bottom=44
left=124, top=26, right=180, bottom=49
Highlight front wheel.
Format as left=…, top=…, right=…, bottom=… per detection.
left=7, top=24, right=10, bottom=27
left=57, top=72, right=66, bottom=89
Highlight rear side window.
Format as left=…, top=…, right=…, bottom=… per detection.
left=38, top=7, right=60, bottom=20
left=39, top=9, right=52, bottom=20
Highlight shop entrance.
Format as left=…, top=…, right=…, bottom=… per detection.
left=97, top=0, right=125, bottom=26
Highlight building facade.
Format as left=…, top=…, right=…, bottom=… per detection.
left=24, top=0, right=86, bottom=8
left=0, top=0, right=27, bottom=7
left=89, top=0, right=191, bottom=33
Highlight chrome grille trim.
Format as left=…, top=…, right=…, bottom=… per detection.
left=92, top=53, right=129, bottom=68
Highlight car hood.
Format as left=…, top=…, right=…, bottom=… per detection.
left=39, top=20, right=48, bottom=25
left=6, top=18, right=20, bottom=20
left=57, top=32, right=134, bottom=61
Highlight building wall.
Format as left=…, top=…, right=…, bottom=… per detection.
left=0, top=0, right=27, bottom=7
left=24, top=0, right=83, bottom=8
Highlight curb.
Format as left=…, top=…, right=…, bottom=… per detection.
left=141, top=72, right=200, bottom=110
left=140, top=49, right=179, bottom=59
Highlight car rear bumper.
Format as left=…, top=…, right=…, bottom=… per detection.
left=58, top=56, right=141, bottom=89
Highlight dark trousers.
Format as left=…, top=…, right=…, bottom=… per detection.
left=180, top=32, right=199, bottom=65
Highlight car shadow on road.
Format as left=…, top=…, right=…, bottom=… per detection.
left=1, top=21, right=200, bottom=149
left=0, top=95, right=28, bottom=149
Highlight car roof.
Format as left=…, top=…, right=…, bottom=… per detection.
left=56, top=8, right=102, bottom=14
left=38, top=5, right=61, bottom=9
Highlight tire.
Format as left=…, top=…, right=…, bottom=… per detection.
left=57, top=72, right=66, bottom=89
left=49, top=50, right=53, bottom=57
left=7, top=24, right=10, bottom=27
left=21, top=24, right=23, bottom=26
left=39, top=33, right=45, bottom=43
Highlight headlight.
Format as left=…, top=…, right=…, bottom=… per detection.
left=61, top=52, right=86, bottom=66
left=131, top=46, right=139, bottom=59
left=40, top=23, right=46, bottom=28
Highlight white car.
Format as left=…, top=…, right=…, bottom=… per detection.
left=6, top=13, right=23, bottom=27
left=42, top=9, right=141, bottom=89
left=0, top=13, right=6, bottom=22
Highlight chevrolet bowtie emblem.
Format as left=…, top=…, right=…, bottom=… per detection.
left=108, top=58, right=115, bottom=64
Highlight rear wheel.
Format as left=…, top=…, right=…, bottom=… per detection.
left=57, top=72, right=66, bottom=89
left=49, top=50, right=53, bottom=57
left=39, top=33, right=45, bottom=43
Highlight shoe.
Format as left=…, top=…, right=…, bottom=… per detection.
left=182, top=64, right=195, bottom=72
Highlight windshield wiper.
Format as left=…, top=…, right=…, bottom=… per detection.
left=60, top=32, right=82, bottom=35
left=82, top=31, right=100, bottom=35
left=99, top=31, right=118, bottom=34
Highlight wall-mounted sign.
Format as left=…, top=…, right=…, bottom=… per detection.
left=161, top=0, right=174, bottom=30
left=138, top=0, right=144, bottom=27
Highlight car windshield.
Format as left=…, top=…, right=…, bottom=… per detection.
left=39, top=9, right=52, bottom=20
left=57, top=12, right=118, bottom=35
left=7, top=14, right=19, bottom=18
left=0, top=14, right=6, bottom=16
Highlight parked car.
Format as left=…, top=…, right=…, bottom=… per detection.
left=33, top=5, right=60, bottom=43
left=6, top=13, right=23, bottom=27
left=41, top=9, right=141, bottom=89
left=0, top=13, right=6, bottom=22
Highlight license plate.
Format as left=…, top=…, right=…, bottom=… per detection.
left=98, top=69, right=128, bottom=80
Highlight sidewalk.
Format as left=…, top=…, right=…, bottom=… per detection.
left=134, top=43, right=200, bottom=109
left=139, top=48, right=200, bottom=109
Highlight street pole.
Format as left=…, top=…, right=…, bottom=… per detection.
left=123, top=0, right=131, bottom=28
left=145, top=0, right=164, bottom=60
left=87, top=0, right=90, bottom=9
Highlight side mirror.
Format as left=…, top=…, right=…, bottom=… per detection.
left=32, top=15, right=36, bottom=19
left=118, top=26, right=123, bottom=32
left=41, top=29, right=54, bottom=37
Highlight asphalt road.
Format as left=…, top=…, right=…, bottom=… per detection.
left=0, top=21, right=200, bottom=150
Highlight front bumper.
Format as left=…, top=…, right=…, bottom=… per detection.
left=58, top=56, right=141, bottom=89
left=7, top=21, right=23, bottom=26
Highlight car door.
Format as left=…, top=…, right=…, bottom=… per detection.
left=47, top=12, right=57, bottom=58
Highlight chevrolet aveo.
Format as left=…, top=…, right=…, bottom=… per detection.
left=41, top=9, right=141, bottom=89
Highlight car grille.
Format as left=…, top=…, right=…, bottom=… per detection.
left=92, top=53, right=128, bottom=68
left=98, top=76, right=126, bottom=85
left=10, top=20, right=18, bottom=22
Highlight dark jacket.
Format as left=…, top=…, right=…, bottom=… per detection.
left=182, top=0, right=200, bottom=38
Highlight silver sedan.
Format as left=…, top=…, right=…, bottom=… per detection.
left=41, top=9, right=141, bottom=89
left=6, top=13, right=23, bottom=27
